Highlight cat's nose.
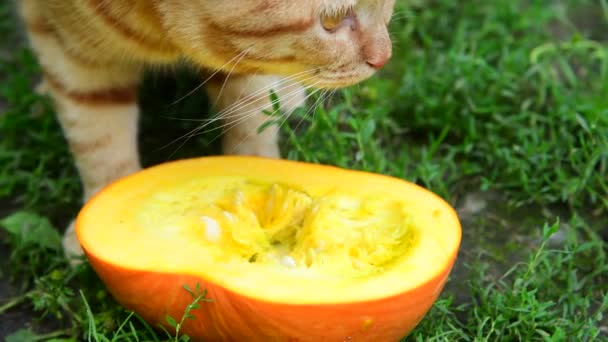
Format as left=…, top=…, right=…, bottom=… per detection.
left=363, top=29, right=392, bottom=70
left=366, top=53, right=390, bottom=70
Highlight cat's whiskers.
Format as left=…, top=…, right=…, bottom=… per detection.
left=189, top=73, right=317, bottom=139
left=234, top=71, right=260, bottom=106
left=191, top=70, right=319, bottom=132
left=160, top=71, right=319, bottom=158
left=159, top=69, right=317, bottom=144
left=263, top=87, right=330, bottom=142
left=204, top=80, right=322, bottom=138
left=169, top=47, right=253, bottom=106
left=211, top=71, right=315, bottom=120
left=289, top=88, right=335, bottom=135
left=190, top=82, right=321, bottom=152
left=218, top=81, right=325, bottom=153
left=390, top=11, right=412, bottom=20
left=210, top=69, right=319, bottom=122
left=389, top=8, right=411, bottom=22
left=163, top=68, right=317, bottom=123
left=212, top=46, right=254, bottom=105
left=275, top=88, right=329, bottom=136
left=203, top=79, right=324, bottom=138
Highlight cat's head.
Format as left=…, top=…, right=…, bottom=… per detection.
left=157, top=0, right=394, bottom=89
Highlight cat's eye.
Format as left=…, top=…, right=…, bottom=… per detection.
left=321, top=7, right=356, bottom=32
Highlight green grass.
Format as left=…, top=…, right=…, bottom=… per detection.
left=1, top=0, right=607, bottom=340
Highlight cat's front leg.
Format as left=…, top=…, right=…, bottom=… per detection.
left=205, top=74, right=307, bottom=158
left=20, top=4, right=143, bottom=262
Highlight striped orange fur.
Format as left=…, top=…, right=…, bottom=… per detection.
left=17, top=0, right=395, bottom=260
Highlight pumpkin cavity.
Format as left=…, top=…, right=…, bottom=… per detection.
left=138, top=177, right=417, bottom=278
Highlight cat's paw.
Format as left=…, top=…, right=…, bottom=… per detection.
left=62, top=220, right=86, bottom=266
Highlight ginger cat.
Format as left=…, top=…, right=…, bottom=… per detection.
left=17, top=0, right=394, bottom=262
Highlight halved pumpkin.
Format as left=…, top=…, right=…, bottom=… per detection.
left=76, top=156, right=461, bottom=342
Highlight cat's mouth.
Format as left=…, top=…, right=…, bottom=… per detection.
left=300, top=71, right=376, bottom=89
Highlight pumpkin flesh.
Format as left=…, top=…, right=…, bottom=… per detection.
left=77, top=156, right=461, bottom=341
